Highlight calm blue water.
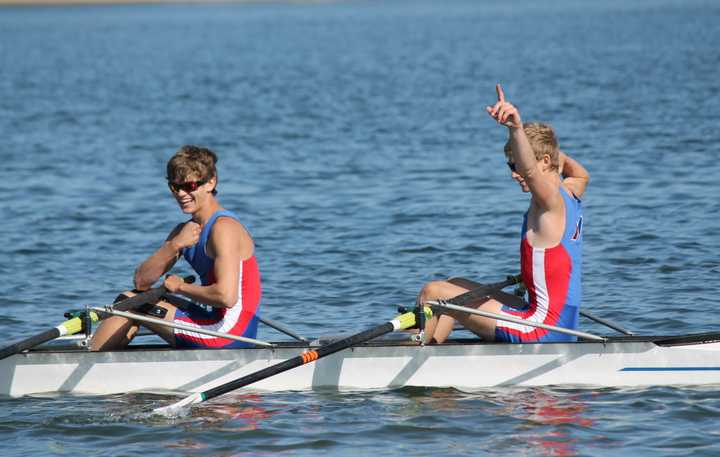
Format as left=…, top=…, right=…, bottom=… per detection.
left=1, top=0, right=719, bottom=455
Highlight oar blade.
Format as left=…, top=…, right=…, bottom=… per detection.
left=153, top=392, right=204, bottom=418
left=151, top=310, right=421, bottom=415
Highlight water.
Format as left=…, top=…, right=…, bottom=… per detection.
left=1, top=0, right=719, bottom=455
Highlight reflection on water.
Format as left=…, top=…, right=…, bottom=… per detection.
left=503, top=390, right=594, bottom=457
left=400, top=387, right=600, bottom=457
left=2, top=385, right=719, bottom=456
left=2, top=0, right=720, bottom=455
left=198, top=394, right=277, bottom=432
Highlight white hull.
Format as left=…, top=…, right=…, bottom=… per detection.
left=2, top=335, right=720, bottom=397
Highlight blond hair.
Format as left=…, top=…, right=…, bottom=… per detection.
left=504, top=122, right=559, bottom=171
left=166, top=145, right=218, bottom=194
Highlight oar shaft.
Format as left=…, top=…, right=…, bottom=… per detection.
left=580, top=309, right=634, bottom=336
left=0, top=278, right=194, bottom=361
left=0, top=291, right=164, bottom=361
left=258, top=316, right=309, bottom=343
left=202, top=321, right=396, bottom=402
left=429, top=300, right=606, bottom=342
left=0, top=326, right=67, bottom=360
left=451, top=275, right=633, bottom=336
left=155, top=311, right=418, bottom=413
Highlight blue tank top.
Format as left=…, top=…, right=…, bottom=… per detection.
left=496, top=186, right=583, bottom=343
left=182, top=210, right=240, bottom=286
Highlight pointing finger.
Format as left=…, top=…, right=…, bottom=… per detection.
left=496, top=84, right=505, bottom=103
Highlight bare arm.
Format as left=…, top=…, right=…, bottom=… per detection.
left=486, top=84, right=562, bottom=211
left=163, top=218, right=253, bottom=308
left=133, top=222, right=201, bottom=290
left=558, top=151, right=590, bottom=199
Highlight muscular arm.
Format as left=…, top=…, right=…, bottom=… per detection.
left=559, top=151, right=590, bottom=199
left=507, top=126, right=564, bottom=211
left=488, top=84, right=562, bottom=211
left=165, top=218, right=253, bottom=308
left=134, top=222, right=200, bottom=290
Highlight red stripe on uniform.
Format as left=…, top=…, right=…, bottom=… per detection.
left=499, top=239, right=571, bottom=341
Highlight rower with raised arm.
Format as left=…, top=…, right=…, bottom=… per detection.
left=90, top=145, right=262, bottom=350
left=418, top=84, right=589, bottom=343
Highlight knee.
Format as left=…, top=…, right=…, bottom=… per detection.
left=419, top=280, right=448, bottom=302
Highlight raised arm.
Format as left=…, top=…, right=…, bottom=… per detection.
left=133, top=221, right=201, bottom=290
left=558, top=151, right=589, bottom=199
left=486, top=84, right=562, bottom=211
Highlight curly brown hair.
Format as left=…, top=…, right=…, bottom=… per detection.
left=166, top=145, right=218, bottom=194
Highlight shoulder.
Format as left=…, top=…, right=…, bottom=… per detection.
left=560, top=183, right=581, bottom=203
left=209, top=215, right=254, bottom=256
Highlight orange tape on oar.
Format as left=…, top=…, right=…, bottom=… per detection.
left=301, top=351, right=319, bottom=364
left=154, top=310, right=420, bottom=416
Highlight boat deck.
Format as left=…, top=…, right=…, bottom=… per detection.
left=24, top=330, right=720, bottom=355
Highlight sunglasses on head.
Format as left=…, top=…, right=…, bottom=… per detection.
left=168, top=179, right=208, bottom=194
left=506, top=161, right=517, bottom=173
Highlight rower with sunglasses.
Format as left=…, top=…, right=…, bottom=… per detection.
left=417, top=84, right=590, bottom=344
left=90, top=145, right=261, bottom=350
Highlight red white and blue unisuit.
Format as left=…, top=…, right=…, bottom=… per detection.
left=174, top=210, right=261, bottom=348
left=495, top=187, right=583, bottom=342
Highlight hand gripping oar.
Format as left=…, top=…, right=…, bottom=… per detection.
left=0, top=276, right=194, bottom=361
left=153, top=309, right=426, bottom=416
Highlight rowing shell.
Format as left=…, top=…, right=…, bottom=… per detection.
left=2, top=332, right=720, bottom=397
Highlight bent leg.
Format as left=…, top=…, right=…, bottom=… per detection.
left=417, top=279, right=507, bottom=343
left=445, top=298, right=504, bottom=342
left=417, top=280, right=475, bottom=344
left=89, top=291, right=178, bottom=351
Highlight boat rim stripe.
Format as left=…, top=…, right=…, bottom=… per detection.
left=620, top=367, right=720, bottom=371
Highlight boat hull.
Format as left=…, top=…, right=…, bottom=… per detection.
left=2, top=337, right=720, bottom=397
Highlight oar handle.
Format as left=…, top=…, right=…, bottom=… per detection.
left=450, top=274, right=522, bottom=307
left=111, top=275, right=194, bottom=312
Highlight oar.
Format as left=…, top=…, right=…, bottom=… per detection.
left=258, top=315, right=310, bottom=343
left=449, top=275, right=633, bottom=335
left=0, top=276, right=193, bottom=361
left=428, top=299, right=606, bottom=342
left=153, top=309, right=424, bottom=416
left=446, top=275, right=522, bottom=307
left=92, top=307, right=274, bottom=347
left=578, top=308, right=634, bottom=336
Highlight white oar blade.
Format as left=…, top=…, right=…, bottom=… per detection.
left=152, top=392, right=203, bottom=418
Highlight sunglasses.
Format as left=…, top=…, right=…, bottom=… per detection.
left=168, top=179, right=207, bottom=194
left=507, top=161, right=517, bottom=173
